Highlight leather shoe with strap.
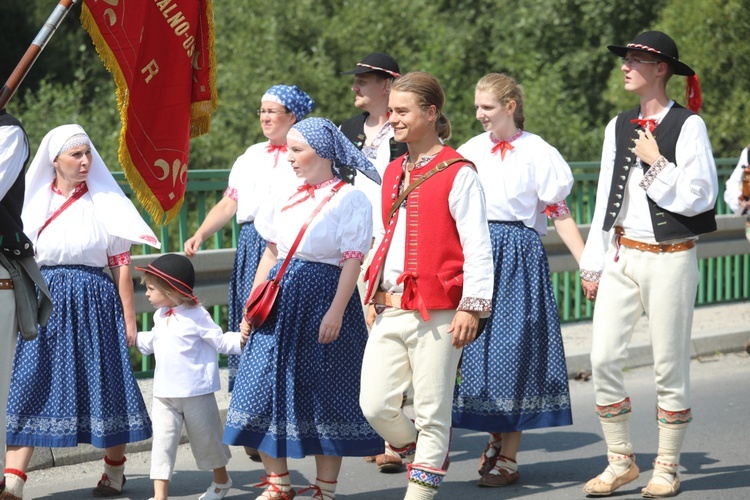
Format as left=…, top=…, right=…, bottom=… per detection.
left=477, top=465, right=520, bottom=487
left=642, top=475, right=680, bottom=498
left=582, top=457, right=639, bottom=496
left=375, top=453, right=404, bottom=473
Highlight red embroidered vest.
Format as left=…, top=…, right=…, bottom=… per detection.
left=364, top=146, right=472, bottom=319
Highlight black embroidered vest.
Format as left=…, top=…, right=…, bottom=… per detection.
left=0, top=110, right=33, bottom=259
left=602, top=104, right=716, bottom=241
left=339, top=112, right=407, bottom=184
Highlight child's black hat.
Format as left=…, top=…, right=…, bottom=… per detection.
left=136, top=254, right=198, bottom=303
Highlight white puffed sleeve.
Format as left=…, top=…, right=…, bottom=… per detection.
left=335, top=189, right=373, bottom=264
left=533, top=142, right=574, bottom=206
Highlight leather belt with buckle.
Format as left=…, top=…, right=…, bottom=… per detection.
left=372, top=290, right=403, bottom=309
left=618, top=236, right=695, bottom=253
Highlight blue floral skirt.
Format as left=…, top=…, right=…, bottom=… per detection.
left=227, top=222, right=266, bottom=392
left=6, top=265, right=152, bottom=448
left=452, top=221, right=572, bottom=432
left=223, top=259, right=383, bottom=458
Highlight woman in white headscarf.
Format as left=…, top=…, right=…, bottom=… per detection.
left=3, top=124, right=160, bottom=500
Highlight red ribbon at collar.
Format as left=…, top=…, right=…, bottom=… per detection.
left=162, top=308, right=176, bottom=317
left=630, top=118, right=657, bottom=133
left=491, top=141, right=514, bottom=160
left=266, top=143, right=287, bottom=168
left=281, top=184, right=316, bottom=212
left=396, top=272, right=430, bottom=321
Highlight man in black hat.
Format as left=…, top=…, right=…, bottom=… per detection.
left=0, top=109, right=31, bottom=499
left=340, top=52, right=408, bottom=217
left=340, top=52, right=409, bottom=473
left=579, top=31, right=718, bottom=498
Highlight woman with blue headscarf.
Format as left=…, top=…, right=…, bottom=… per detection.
left=224, top=118, right=383, bottom=500
left=185, top=85, right=314, bottom=399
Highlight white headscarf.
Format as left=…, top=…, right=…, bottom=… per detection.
left=22, top=124, right=160, bottom=248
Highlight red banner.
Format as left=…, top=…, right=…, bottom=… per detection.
left=81, top=0, right=218, bottom=224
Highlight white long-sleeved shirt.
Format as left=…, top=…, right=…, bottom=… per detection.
left=137, top=304, right=242, bottom=398
left=580, top=101, right=718, bottom=274
left=0, top=124, right=28, bottom=200
left=724, top=147, right=748, bottom=216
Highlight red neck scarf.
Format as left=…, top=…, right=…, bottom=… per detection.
left=281, top=178, right=339, bottom=212
left=630, top=118, right=657, bottom=133
left=266, top=143, right=288, bottom=168
left=490, top=129, right=523, bottom=160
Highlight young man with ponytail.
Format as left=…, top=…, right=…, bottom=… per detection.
left=579, top=31, right=718, bottom=498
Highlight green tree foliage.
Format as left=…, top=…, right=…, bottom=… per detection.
left=2, top=0, right=744, bottom=187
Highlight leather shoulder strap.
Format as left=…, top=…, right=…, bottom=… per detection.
left=387, top=158, right=474, bottom=220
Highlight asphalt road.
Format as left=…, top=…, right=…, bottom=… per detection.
left=22, top=351, right=750, bottom=499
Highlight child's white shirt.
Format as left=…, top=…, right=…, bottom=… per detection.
left=137, top=304, right=242, bottom=398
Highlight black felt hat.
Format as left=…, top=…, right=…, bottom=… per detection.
left=136, top=254, right=198, bottom=303
left=608, top=31, right=695, bottom=76
left=341, top=52, right=401, bottom=78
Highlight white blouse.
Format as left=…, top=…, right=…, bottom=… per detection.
left=580, top=101, right=718, bottom=275
left=136, top=304, right=242, bottom=398
left=724, top=147, right=748, bottom=216
left=458, top=131, right=574, bottom=235
left=34, top=188, right=130, bottom=268
left=256, top=181, right=373, bottom=266
left=226, top=141, right=303, bottom=223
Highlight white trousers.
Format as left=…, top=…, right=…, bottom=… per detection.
left=360, top=308, right=460, bottom=470
left=591, top=245, right=699, bottom=411
left=1, top=264, right=17, bottom=474
left=149, top=393, right=231, bottom=480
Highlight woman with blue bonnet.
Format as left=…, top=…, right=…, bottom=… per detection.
left=223, top=118, right=383, bottom=500
left=185, top=84, right=314, bottom=399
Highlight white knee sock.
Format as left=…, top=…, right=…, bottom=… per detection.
left=651, top=407, right=691, bottom=486
left=597, top=402, right=634, bottom=482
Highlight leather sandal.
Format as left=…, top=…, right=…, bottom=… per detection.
left=477, top=433, right=502, bottom=476
left=93, top=474, right=126, bottom=497
left=477, top=466, right=520, bottom=487
left=582, top=458, right=639, bottom=496
left=641, top=475, right=680, bottom=498
left=376, top=453, right=404, bottom=473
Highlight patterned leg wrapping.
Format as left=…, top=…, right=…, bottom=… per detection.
left=253, top=472, right=294, bottom=500
left=651, top=407, right=691, bottom=486
left=404, top=464, right=446, bottom=500
left=583, top=399, right=639, bottom=495
left=298, top=478, right=337, bottom=499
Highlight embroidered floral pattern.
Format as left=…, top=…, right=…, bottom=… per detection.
left=361, top=123, right=392, bottom=160
left=108, top=251, right=131, bottom=268
left=639, top=155, right=669, bottom=191
left=339, top=251, right=365, bottom=265
left=657, top=406, right=692, bottom=425
left=458, top=296, right=492, bottom=312
left=454, top=392, right=571, bottom=416
left=580, top=269, right=602, bottom=283
left=543, top=200, right=571, bottom=219
left=595, top=397, right=632, bottom=419
left=6, top=412, right=150, bottom=440
left=224, top=186, right=238, bottom=202
left=225, top=409, right=381, bottom=443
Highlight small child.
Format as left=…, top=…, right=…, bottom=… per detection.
left=135, top=254, right=246, bottom=500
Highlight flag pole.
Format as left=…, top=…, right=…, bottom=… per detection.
left=0, top=0, right=78, bottom=111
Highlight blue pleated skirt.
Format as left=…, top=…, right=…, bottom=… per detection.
left=227, top=222, right=266, bottom=392
left=6, top=265, right=152, bottom=448
left=223, top=259, right=383, bottom=458
left=452, top=221, right=572, bottom=432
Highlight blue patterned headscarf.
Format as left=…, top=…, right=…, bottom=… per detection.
left=262, top=85, right=315, bottom=121
left=288, top=118, right=381, bottom=185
